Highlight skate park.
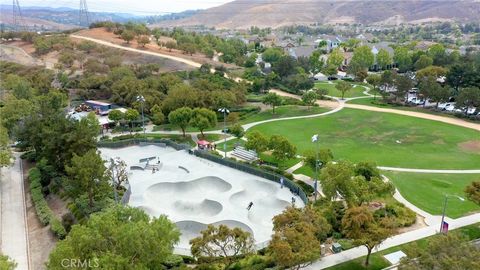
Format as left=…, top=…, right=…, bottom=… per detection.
left=99, top=144, right=304, bottom=253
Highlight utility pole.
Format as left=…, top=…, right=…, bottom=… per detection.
left=312, top=134, right=319, bottom=201
left=12, top=0, right=26, bottom=31
left=79, top=0, right=90, bottom=27
left=218, top=108, right=229, bottom=158
left=136, top=95, right=146, bottom=137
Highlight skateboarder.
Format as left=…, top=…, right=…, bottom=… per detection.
left=247, top=201, right=253, bottom=210
left=291, top=197, right=296, bottom=206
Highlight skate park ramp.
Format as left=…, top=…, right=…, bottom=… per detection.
left=99, top=145, right=305, bottom=253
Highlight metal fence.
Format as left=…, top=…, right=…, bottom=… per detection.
left=193, top=150, right=309, bottom=204
left=98, top=138, right=191, bottom=151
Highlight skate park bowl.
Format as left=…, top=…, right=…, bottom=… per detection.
left=99, top=145, right=305, bottom=254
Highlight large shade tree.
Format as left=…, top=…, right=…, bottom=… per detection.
left=47, top=206, right=180, bottom=270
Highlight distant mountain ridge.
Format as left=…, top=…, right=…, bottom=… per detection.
left=155, top=0, right=480, bottom=29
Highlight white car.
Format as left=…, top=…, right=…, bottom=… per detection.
left=444, top=103, right=456, bottom=112
left=437, top=102, right=452, bottom=110
left=466, top=107, right=477, bottom=115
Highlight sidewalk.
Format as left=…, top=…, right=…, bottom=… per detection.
left=1, top=153, right=30, bottom=270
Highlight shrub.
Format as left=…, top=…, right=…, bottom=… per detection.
left=50, top=217, right=67, bottom=239
left=163, top=254, right=184, bottom=268
left=180, top=255, right=196, bottom=264
left=20, top=150, right=37, bottom=162
left=295, top=180, right=314, bottom=195
left=61, top=212, right=76, bottom=233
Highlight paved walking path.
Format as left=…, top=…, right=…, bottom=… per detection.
left=379, top=167, right=480, bottom=174
left=305, top=211, right=480, bottom=270
left=1, top=153, right=31, bottom=270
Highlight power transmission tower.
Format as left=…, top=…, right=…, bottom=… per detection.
left=12, top=0, right=26, bottom=31
left=79, top=0, right=90, bottom=27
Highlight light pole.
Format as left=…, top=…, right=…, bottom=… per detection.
left=110, top=158, right=119, bottom=204
left=312, top=134, right=319, bottom=201
left=439, top=194, right=465, bottom=234
left=136, top=95, right=146, bottom=137
left=218, top=107, right=230, bottom=158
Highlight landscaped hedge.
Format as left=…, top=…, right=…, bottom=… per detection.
left=28, top=168, right=67, bottom=239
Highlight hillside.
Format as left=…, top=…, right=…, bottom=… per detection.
left=156, top=0, right=480, bottom=29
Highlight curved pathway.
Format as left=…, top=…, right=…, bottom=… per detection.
left=271, top=88, right=480, bottom=131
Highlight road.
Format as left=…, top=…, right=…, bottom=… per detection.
left=1, top=153, right=31, bottom=270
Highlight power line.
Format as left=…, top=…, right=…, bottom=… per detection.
left=12, top=0, right=26, bottom=31
left=79, top=0, right=90, bottom=27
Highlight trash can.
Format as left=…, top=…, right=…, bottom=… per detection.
left=332, top=242, right=342, bottom=253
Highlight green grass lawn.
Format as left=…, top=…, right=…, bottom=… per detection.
left=384, top=172, right=480, bottom=218
left=239, top=105, right=329, bottom=124
left=326, top=223, right=480, bottom=270
left=315, top=82, right=368, bottom=98
left=250, top=108, right=480, bottom=169
left=216, top=138, right=246, bottom=152
left=153, top=105, right=330, bottom=133
left=259, top=153, right=301, bottom=170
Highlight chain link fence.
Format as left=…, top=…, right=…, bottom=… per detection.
left=193, top=150, right=308, bottom=204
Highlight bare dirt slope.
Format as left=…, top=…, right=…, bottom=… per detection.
left=157, top=0, right=480, bottom=29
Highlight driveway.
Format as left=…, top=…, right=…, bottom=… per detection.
left=1, top=153, right=31, bottom=270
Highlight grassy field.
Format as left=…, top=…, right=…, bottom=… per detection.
left=250, top=108, right=480, bottom=169
left=153, top=105, right=330, bottom=132
left=325, top=223, right=480, bottom=270
left=216, top=138, right=245, bottom=152
left=384, top=172, right=480, bottom=218
left=315, top=82, right=368, bottom=98
left=239, top=105, right=329, bottom=124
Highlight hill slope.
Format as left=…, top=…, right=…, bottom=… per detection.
left=156, top=0, right=480, bottom=28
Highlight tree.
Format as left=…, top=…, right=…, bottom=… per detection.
left=137, top=35, right=150, bottom=47
left=394, top=75, right=413, bottom=102
left=108, top=109, right=124, bottom=127
left=47, top=206, right=180, bottom=270
left=108, top=157, right=128, bottom=191
left=376, top=49, right=392, bottom=70
left=416, top=66, right=447, bottom=82
left=0, top=254, right=16, bottom=270
left=327, top=48, right=344, bottom=68
left=124, top=109, right=140, bottom=134
left=263, top=92, right=283, bottom=114
left=190, top=108, right=217, bottom=137
left=229, top=124, right=244, bottom=139
left=262, top=47, right=283, bottom=63
left=427, top=43, right=447, bottom=66
left=355, top=70, right=368, bottom=82
left=366, top=74, right=381, bottom=100
left=302, top=90, right=317, bottom=109
left=342, top=206, right=394, bottom=267
left=245, top=130, right=269, bottom=153
left=0, top=126, right=11, bottom=167
left=269, top=207, right=330, bottom=270
left=65, top=149, right=111, bottom=209
left=465, top=181, right=480, bottom=205
left=168, top=107, right=193, bottom=137
left=335, top=80, right=352, bottom=99
left=418, top=76, right=450, bottom=108
left=121, top=30, right=135, bottom=44
left=398, top=233, right=480, bottom=270
left=349, top=45, right=374, bottom=73
left=394, top=46, right=412, bottom=72
left=414, top=55, right=433, bottom=70
left=303, top=148, right=333, bottom=171
left=190, top=225, right=254, bottom=268
left=268, top=135, right=296, bottom=162
left=456, top=87, right=480, bottom=114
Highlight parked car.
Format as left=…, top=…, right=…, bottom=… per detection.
left=438, top=102, right=455, bottom=110
left=444, top=103, right=456, bottom=112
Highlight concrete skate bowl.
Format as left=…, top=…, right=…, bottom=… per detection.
left=175, top=220, right=255, bottom=249
left=143, top=176, right=232, bottom=218
left=230, top=190, right=291, bottom=226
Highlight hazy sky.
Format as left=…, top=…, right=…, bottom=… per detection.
left=13, top=0, right=234, bottom=15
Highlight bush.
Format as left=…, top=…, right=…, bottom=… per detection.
left=20, top=150, right=37, bottom=162
left=295, top=180, right=314, bottom=195
left=180, top=255, right=196, bottom=264
left=61, top=212, right=76, bottom=233
left=163, top=254, right=184, bottom=268
left=50, top=217, right=67, bottom=239
left=374, top=202, right=417, bottom=227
